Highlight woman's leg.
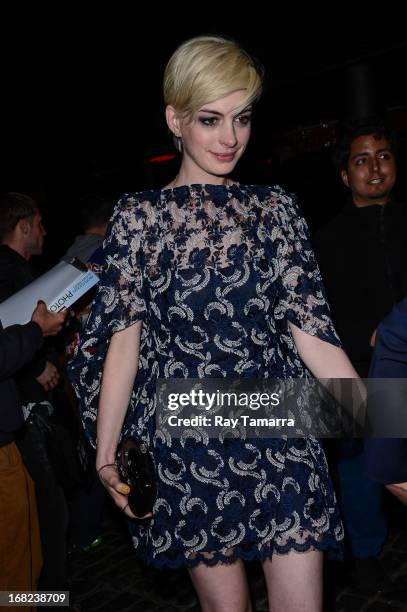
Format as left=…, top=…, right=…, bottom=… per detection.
left=188, top=559, right=252, bottom=612
left=262, top=550, right=323, bottom=612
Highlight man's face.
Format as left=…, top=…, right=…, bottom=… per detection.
left=341, top=134, right=396, bottom=207
left=25, top=212, right=46, bottom=256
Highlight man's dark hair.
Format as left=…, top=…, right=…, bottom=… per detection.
left=0, top=192, right=38, bottom=242
left=78, top=194, right=114, bottom=232
left=333, top=118, right=398, bottom=172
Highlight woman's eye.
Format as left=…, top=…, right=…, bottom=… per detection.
left=355, top=158, right=365, bottom=166
left=199, top=117, right=218, bottom=126
left=235, top=115, right=251, bottom=126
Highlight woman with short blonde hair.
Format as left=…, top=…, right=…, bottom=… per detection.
left=71, top=35, right=358, bottom=612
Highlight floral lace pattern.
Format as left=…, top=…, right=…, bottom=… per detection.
left=69, top=184, right=343, bottom=568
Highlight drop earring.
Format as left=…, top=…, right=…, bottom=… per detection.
left=173, top=135, right=183, bottom=153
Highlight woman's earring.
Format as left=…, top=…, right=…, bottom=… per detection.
left=173, top=135, right=183, bottom=153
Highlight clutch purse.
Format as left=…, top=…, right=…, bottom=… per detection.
left=116, top=437, right=157, bottom=518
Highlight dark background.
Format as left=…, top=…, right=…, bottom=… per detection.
left=2, top=9, right=407, bottom=266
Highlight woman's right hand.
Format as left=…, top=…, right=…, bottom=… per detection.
left=95, top=323, right=150, bottom=518
left=97, top=463, right=153, bottom=520
left=97, top=463, right=133, bottom=515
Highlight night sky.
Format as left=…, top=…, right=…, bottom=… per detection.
left=2, top=10, right=407, bottom=261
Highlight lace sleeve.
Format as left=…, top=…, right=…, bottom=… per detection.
left=68, top=195, right=147, bottom=447
left=92, top=196, right=147, bottom=333
left=275, top=194, right=341, bottom=347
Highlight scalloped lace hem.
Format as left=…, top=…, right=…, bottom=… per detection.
left=133, top=536, right=343, bottom=570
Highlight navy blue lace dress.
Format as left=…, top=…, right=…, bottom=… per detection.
left=69, top=184, right=344, bottom=568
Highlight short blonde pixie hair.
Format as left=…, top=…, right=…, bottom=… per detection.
left=163, top=35, right=263, bottom=119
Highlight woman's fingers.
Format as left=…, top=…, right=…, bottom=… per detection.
left=98, top=466, right=128, bottom=499
left=98, top=465, right=153, bottom=519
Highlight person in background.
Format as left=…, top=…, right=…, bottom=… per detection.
left=365, top=295, right=407, bottom=506
left=61, top=194, right=114, bottom=554
left=63, top=193, right=114, bottom=341
left=313, top=120, right=407, bottom=584
left=63, top=193, right=114, bottom=272
left=0, top=191, right=70, bottom=590
left=0, top=192, right=58, bottom=393
left=0, top=301, right=66, bottom=600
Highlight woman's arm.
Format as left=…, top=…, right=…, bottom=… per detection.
left=289, top=322, right=358, bottom=378
left=386, top=482, right=407, bottom=506
left=95, top=320, right=149, bottom=518
left=96, top=320, right=142, bottom=463
left=289, top=323, right=366, bottom=427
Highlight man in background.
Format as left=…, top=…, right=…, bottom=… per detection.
left=0, top=192, right=69, bottom=590
left=314, top=120, right=407, bottom=583
left=0, top=301, right=66, bottom=596
left=64, top=193, right=114, bottom=271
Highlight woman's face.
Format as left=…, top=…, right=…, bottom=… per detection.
left=166, top=89, right=252, bottom=183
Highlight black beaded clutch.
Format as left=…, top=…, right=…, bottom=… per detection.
left=116, top=437, right=157, bottom=518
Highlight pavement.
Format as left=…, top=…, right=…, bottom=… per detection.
left=68, top=505, right=407, bottom=612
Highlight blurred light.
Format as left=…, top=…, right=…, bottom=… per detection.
left=148, top=154, right=177, bottom=164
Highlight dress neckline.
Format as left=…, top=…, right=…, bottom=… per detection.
left=159, top=182, right=242, bottom=196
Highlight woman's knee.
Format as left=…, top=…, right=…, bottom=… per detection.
left=262, top=550, right=323, bottom=612
left=188, top=560, right=252, bottom=612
